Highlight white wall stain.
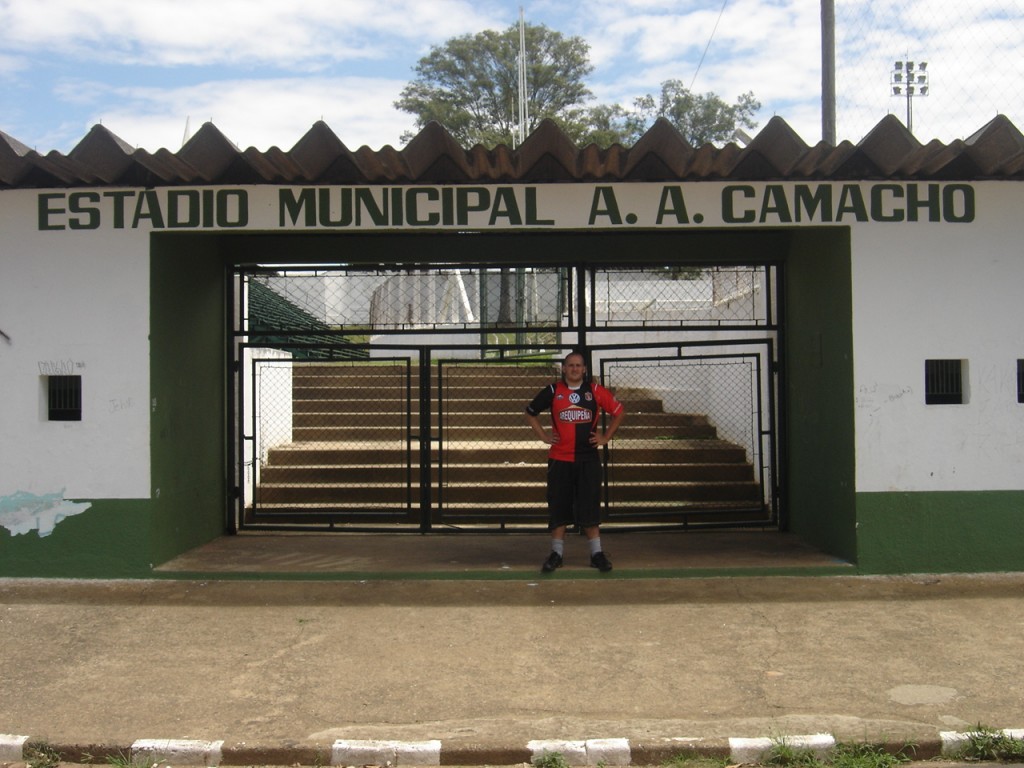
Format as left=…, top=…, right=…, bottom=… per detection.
left=0, top=490, right=92, bottom=537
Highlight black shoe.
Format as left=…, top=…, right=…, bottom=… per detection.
left=541, top=551, right=563, bottom=573
left=590, top=551, right=613, bottom=572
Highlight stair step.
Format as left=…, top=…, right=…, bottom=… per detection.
left=257, top=480, right=760, bottom=504
left=292, top=425, right=721, bottom=441
left=290, top=412, right=708, bottom=429
left=266, top=440, right=751, bottom=465
left=290, top=397, right=667, bottom=413
left=260, top=463, right=754, bottom=485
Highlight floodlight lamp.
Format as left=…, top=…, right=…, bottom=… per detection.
left=893, top=86, right=902, bottom=95
left=908, top=85, right=915, bottom=95
left=894, top=72, right=903, bottom=82
left=907, top=61, right=915, bottom=70
left=917, top=74, right=926, bottom=83
left=920, top=86, right=928, bottom=95
left=895, top=60, right=903, bottom=69
left=920, top=62, right=928, bottom=70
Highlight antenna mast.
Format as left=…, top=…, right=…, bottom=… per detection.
left=517, top=7, right=529, bottom=146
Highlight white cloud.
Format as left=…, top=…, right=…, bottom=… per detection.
left=0, top=0, right=502, bottom=67
left=87, top=76, right=416, bottom=151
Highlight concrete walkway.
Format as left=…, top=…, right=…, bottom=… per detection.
left=2, top=544, right=1023, bottom=765
left=153, top=529, right=849, bottom=577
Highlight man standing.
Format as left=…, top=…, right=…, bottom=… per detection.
left=524, top=351, right=625, bottom=573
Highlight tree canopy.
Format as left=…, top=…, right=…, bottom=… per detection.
left=573, top=80, right=761, bottom=147
left=395, top=23, right=593, bottom=148
left=396, top=24, right=761, bottom=149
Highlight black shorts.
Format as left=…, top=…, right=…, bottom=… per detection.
left=546, top=458, right=602, bottom=530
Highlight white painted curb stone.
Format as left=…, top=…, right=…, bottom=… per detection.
left=131, top=739, right=224, bottom=766
left=529, top=740, right=589, bottom=765
left=0, top=735, right=29, bottom=762
left=527, top=739, right=630, bottom=766
left=730, top=734, right=835, bottom=764
left=940, top=731, right=970, bottom=755
left=586, top=738, right=631, bottom=766
left=332, top=739, right=441, bottom=766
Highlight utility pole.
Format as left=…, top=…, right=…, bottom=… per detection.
left=821, top=0, right=836, bottom=145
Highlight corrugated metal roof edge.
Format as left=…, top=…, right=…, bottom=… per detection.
left=2, top=114, right=1023, bottom=189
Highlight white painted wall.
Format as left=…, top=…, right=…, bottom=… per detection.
left=2, top=180, right=1022, bottom=513
left=850, top=182, right=1024, bottom=492
left=0, top=190, right=151, bottom=504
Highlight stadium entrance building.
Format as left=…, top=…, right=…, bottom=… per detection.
left=1, top=115, right=1022, bottom=577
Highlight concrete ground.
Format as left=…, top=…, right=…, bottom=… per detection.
left=153, top=528, right=849, bottom=577
left=1, top=531, right=1022, bottom=765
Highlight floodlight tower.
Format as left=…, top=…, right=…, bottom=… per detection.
left=891, top=59, right=929, bottom=134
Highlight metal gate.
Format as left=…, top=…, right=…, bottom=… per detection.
left=229, top=263, right=781, bottom=532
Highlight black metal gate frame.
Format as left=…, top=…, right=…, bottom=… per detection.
left=593, top=339, right=781, bottom=529
left=227, top=263, right=784, bottom=533
left=240, top=346, right=419, bottom=529
left=231, top=339, right=781, bottom=533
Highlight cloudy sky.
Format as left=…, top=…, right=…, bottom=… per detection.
left=0, top=0, right=1021, bottom=155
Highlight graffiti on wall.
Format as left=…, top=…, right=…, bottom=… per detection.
left=0, top=490, right=92, bottom=537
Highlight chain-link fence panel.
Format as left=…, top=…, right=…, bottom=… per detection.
left=249, top=358, right=417, bottom=523
left=835, top=1, right=1024, bottom=142
left=600, top=353, right=772, bottom=524
left=591, top=267, right=765, bottom=327
left=251, top=267, right=569, bottom=332
left=436, top=351, right=774, bottom=527
left=437, top=358, right=559, bottom=524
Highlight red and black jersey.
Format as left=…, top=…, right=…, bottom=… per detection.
left=525, top=380, right=624, bottom=462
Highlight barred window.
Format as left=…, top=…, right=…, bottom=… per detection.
left=924, top=359, right=964, bottom=405
left=47, top=375, right=82, bottom=421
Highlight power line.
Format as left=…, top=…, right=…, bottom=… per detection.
left=690, top=0, right=729, bottom=91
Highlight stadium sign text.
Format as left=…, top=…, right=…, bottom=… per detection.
left=37, top=182, right=976, bottom=232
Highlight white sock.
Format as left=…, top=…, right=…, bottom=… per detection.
left=551, top=539, right=564, bottom=556
left=589, top=537, right=602, bottom=555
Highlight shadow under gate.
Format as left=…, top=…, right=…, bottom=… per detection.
left=230, top=263, right=782, bottom=533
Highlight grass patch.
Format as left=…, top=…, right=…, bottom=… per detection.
left=24, top=744, right=62, bottom=768
left=956, top=725, right=1024, bottom=762
left=763, top=740, right=822, bottom=767
left=761, top=741, right=913, bottom=768
left=533, top=751, right=573, bottom=768
left=661, top=750, right=731, bottom=768
left=104, top=749, right=165, bottom=768
left=829, top=743, right=914, bottom=768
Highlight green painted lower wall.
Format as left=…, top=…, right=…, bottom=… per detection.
left=0, top=501, right=153, bottom=577
left=857, top=490, right=1024, bottom=573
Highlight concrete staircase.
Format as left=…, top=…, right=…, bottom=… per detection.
left=251, top=363, right=767, bottom=527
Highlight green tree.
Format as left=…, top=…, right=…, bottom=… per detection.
left=395, top=23, right=593, bottom=148
left=629, top=80, right=761, bottom=145
left=566, top=81, right=760, bottom=148
left=561, top=103, right=634, bottom=147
